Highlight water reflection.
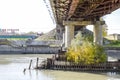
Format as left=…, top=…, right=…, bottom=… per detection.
left=0, top=54, right=120, bottom=80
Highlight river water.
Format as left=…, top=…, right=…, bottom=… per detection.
left=0, top=54, right=120, bottom=80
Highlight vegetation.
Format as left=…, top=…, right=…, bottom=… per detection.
left=105, top=40, right=120, bottom=47
left=66, top=32, right=107, bottom=64
left=0, top=39, right=11, bottom=45
left=102, top=24, right=108, bottom=37
left=83, top=34, right=93, bottom=42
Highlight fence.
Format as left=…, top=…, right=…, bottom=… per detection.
left=45, top=58, right=120, bottom=72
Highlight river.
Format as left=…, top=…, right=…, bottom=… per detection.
left=0, top=54, right=120, bottom=80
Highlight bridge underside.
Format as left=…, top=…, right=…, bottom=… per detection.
left=49, top=0, right=120, bottom=48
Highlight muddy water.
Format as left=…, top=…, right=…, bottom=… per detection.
left=0, top=54, right=120, bottom=80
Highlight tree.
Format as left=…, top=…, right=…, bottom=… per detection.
left=66, top=31, right=107, bottom=64
left=102, top=24, right=108, bottom=37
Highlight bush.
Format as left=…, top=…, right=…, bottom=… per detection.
left=66, top=32, right=107, bottom=64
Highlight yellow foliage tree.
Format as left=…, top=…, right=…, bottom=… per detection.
left=66, top=31, right=107, bottom=64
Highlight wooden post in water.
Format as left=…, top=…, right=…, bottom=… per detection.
left=36, top=57, right=39, bottom=69
left=23, top=68, right=26, bottom=73
left=29, top=59, right=32, bottom=70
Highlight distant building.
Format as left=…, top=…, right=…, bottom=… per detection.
left=106, top=34, right=120, bottom=40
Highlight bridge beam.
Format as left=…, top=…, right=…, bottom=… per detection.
left=63, top=21, right=93, bottom=26
left=93, top=21, right=105, bottom=45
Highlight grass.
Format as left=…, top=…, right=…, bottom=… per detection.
left=104, top=44, right=120, bottom=47
left=104, top=40, right=120, bottom=47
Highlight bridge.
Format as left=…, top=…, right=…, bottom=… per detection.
left=49, top=0, right=120, bottom=48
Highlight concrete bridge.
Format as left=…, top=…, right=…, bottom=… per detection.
left=49, top=0, right=120, bottom=48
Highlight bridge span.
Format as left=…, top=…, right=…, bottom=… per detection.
left=49, top=0, right=120, bottom=48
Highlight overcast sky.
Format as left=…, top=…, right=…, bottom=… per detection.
left=0, top=0, right=55, bottom=33
left=0, top=0, right=120, bottom=34
left=87, top=8, right=120, bottom=34
left=103, top=8, right=120, bottom=34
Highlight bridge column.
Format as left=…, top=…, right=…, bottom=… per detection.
left=93, top=21, right=104, bottom=45
left=65, top=24, right=74, bottom=48
left=56, top=24, right=64, bottom=40
left=63, top=21, right=92, bottom=48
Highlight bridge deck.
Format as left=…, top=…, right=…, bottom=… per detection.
left=50, top=0, right=120, bottom=25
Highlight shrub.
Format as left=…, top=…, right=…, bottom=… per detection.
left=66, top=32, right=107, bottom=64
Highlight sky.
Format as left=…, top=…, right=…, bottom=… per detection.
left=103, top=8, right=120, bottom=34
left=0, top=0, right=55, bottom=33
left=0, top=0, right=120, bottom=34
left=87, top=8, right=120, bottom=35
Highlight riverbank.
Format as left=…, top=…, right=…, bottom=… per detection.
left=0, top=39, right=62, bottom=54
left=0, top=46, right=61, bottom=54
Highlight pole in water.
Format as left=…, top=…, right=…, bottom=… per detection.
left=36, top=57, right=39, bottom=69
left=23, top=68, right=26, bottom=73
left=29, top=59, right=32, bottom=70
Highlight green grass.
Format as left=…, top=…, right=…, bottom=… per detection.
left=104, top=40, right=120, bottom=47
left=0, top=40, right=11, bottom=45
left=104, top=44, right=120, bottom=47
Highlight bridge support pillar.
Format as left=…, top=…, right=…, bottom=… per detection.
left=63, top=21, right=93, bottom=48
left=65, top=24, right=74, bottom=48
left=93, top=21, right=104, bottom=45
left=56, top=24, right=64, bottom=40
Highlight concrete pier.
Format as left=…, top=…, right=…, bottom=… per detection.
left=93, top=21, right=105, bottom=45
left=64, top=21, right=92, bottom=48
left=65, top=24, right=74, bottom=48
left=93, top=21, right=103, bottom=45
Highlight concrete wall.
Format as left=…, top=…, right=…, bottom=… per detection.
left=0, top=45, right=61, bottom=54
left=106, top=50, right=120, bottom=61
left=29, top=40, right=62, bottom=46
left=24, top=46, right=60, bottom=54
left=0, top=45, right=23, bottom=54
